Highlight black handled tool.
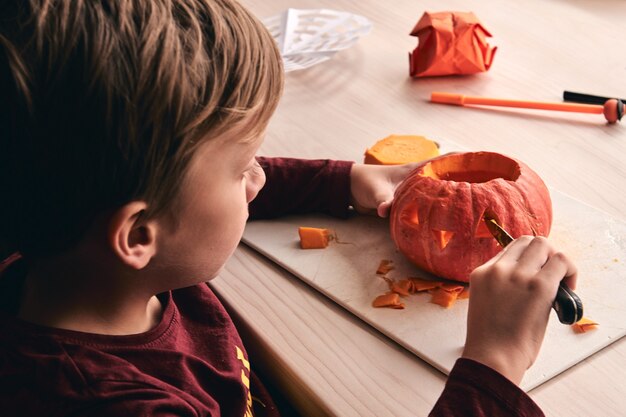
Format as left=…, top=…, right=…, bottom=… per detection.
left=484, top=218, right=583, bottom=325
left=563, top=90, right=626, bottom=105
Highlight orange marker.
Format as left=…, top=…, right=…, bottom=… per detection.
left=431, top=92, right=624, bottom=123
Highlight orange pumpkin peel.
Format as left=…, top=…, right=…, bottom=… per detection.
left=457, top=287, right=470, bottom=300
left=572, top=317, right=599, bottom=334
left=428, top=288, right=459, bottom=309
left=372, top=293, right=406, bottom=309
left=390, top=279, right=413, bottom=296
left=376, top=259, right=395, bottom=275
left=372, top=259, right=469, bottom=310
left=409, top=277, right=442, bottom=292
left=429, top=285, right=464, bottom=308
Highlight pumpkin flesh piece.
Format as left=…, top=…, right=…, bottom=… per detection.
left=439, top=283, right=465, bottom=293
left=429, top=287, right=461, bottom=308
left=409, top=277, right=442, bottom=292
left=457, top=287, right=470, bottom=299
left=372, top=293, right=405, bottom=309
left=376, top=259, right=394, bottom=275
left=391, top=279, right=413, bottom=296
left=572, top=317, right=599, bottom=333
left=298, top=227, right=330, bottom=249
left=364, top=135, right=440, bottom=165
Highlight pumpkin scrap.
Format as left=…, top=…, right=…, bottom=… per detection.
left=298, top=227, right=331, bottom=249
left=457, top=287, right=470, bottom=300
left=376, top=259, right=395, bottom=275
left=439, top=283, right=465, bottom=293
left=429, top=287, right=461, bottom=308
left=372, top=293, right=405, bottom=309
left=364, top=135, right=440, bottom=165
left=371, top=259, right=470, bottom=310
left=409, top=277, right=442, bottom=292
left=391, top=279, right=413, bottom=296
left=572, top=317, right=599, bottom=334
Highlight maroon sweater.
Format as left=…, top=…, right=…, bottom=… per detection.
left=0, top=157, right=544, bottom=417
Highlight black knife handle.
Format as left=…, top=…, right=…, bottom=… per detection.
left=552, top=283, right=583, bottom=325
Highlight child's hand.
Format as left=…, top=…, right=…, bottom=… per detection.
left=462, top=236, right=578, bottom=385
left=350, top=163, right=420, bottom=217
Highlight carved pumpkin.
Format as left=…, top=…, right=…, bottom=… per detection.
left=389, top=152, right=552, bottom=282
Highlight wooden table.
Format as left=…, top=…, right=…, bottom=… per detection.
left=211, top=0, right=626, bottom=415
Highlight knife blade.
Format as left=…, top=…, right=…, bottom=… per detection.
left=484, top=217, right=583, bottom=325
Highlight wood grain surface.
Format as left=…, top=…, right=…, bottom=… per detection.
left=211, top=1, right=626, bottom=415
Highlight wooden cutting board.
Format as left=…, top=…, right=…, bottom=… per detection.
left=242, top=188, right=626, bottom=391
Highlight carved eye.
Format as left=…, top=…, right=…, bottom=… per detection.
left=400, top=205, right=419, bottom=226
left=475, top=210, right=500, bottom=238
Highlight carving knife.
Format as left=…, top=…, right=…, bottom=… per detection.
left=484, top=217, right=583, bottom=325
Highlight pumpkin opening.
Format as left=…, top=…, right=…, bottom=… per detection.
left=420, top=153, right=521, bottom=183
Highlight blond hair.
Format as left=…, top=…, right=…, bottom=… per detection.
left=0, top=0, right=284, bottom=258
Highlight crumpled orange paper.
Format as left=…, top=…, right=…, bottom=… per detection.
left=409, top=11, right=496, bottom=77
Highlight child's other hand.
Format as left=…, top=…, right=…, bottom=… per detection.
left=462, top=236, right=578, bottom=385
left=349, top=163, right=419, bottom=217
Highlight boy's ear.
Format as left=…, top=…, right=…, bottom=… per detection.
left=108, top=201, right=157, bottom=270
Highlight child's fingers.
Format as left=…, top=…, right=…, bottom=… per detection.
left=377, top=200, right=392, bottom=218
left=537, top=251, right=578, bottom=291
left=387, top=163, right=420, bottom=188
left=472, top=236, right=533, bottom=273
left=516, top=237, right=578, bottom=290
left=515, top=236, right=551, bottom=268
left=495, top=235, right=535, bottom=261
left=392, top=162, right=420, bottom=179
left=563, top=264, right=578, bottom=291
left=474, top=245, right=507, bottom=270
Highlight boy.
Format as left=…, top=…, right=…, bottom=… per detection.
left=0, top=1, right=576, bottom=416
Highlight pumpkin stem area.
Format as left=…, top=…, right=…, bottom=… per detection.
left=420, top=152, right=521, bottom=183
